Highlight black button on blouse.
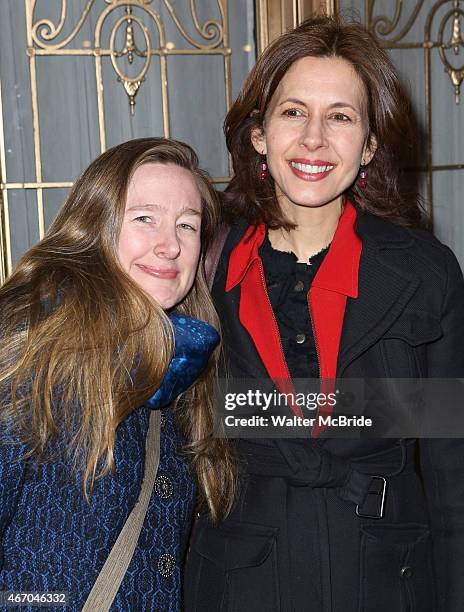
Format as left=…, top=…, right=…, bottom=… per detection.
left=258, top=231, right=330, bottom=380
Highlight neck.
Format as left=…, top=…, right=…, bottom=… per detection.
left=268, top=197, right=343, bottom=262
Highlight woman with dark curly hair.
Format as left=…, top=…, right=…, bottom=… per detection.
left=185, top=17, right=464, bottom=612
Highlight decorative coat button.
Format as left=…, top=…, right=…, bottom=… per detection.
left=160, top=413, right=166, bottom=428
left=296, top=333, right=306, bottom=344
left=158, top=553, right=176, bottom=577
left=294, top=280, right=305, bottom=292
left=400, top=566, right=413, bottom=578
left=154, top=475, right=173, bottom=499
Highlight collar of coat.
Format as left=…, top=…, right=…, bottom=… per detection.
left=226, top=200, right=361, bottom=297
left=225, top=201, right=361, bottom=385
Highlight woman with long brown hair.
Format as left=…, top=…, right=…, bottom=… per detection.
left=185, top=17, right=464, bottom=612
left=0, top=137, right=235, bottom=611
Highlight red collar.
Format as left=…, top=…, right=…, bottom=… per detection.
left=226, top=201, right=361, bottom=296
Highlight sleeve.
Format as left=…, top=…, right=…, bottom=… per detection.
left=426, top=246, right=464, bottom=377
left=0, top=435, right=27, bottom=567
left=419, top=246, right=464, bottom=611
left=0, top=382, right=28, bottom=567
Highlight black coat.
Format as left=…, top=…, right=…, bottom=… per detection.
left=185, top=213, right=464, bottom=612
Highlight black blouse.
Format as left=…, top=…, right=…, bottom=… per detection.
left=258, top=231, right=329, bottom=380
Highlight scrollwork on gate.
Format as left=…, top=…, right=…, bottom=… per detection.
left=29, top=0, right=227, bottom=114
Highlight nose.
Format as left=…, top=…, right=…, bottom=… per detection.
left=153, top=226, right=181, bottom=260
left=299, top=115, right=327, bottom=151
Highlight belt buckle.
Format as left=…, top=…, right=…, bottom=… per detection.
left=355, top=476, right=387, bottom=519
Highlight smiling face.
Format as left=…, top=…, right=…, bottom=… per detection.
left=251, top=55, right=376, bottom=216
left=118, top=162, right=202, bottom=310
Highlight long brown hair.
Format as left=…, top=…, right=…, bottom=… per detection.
left=0, top=137, right=236, bottom=522
left=224, top=16, right=422, bottom=228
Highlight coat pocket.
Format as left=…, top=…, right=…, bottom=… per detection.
left=185, top=520, right=280, bottom=612
left=358, top=522, right=436, bottom=612
left=381, top=310, right=443, bottom=377
left=383, top=310, right=442, bottom=346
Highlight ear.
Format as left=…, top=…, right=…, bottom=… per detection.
left=250, top=125, right=267, bottom=156
left=362, top=133, right=378, bottom=165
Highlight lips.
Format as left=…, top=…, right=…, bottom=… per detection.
left=289, top=159, right=335, bottom=181
left=136, top=264, right=178, bottom=279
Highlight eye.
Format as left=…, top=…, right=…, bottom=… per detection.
left=177, top=222, right=198, bottom=232
left=134, top=215, right=153, bottom=224
left=330, top=112, right=352, bottom=122
left=281, top=107, right=304, bottom=118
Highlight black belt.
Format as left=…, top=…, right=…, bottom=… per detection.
left=237, top=439, right=414, bottom=519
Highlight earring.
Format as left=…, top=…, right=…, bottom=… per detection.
left=359, top=166, right=367, bottom=189
left=259, top=158, right=267, bottom=180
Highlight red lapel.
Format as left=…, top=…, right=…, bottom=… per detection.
left=310, top=201, right=361, bottom=379
left=309, top=202, right=361, bottom=434
left=226, top=225, right=299, bottom=415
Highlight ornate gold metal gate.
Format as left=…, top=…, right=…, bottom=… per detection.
left=365, top=0, right=464, bottom=224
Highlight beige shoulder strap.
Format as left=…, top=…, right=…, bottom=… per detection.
left=205, top=225, right=230, bottom=290
left=82, top=409, right=161, bottom=612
